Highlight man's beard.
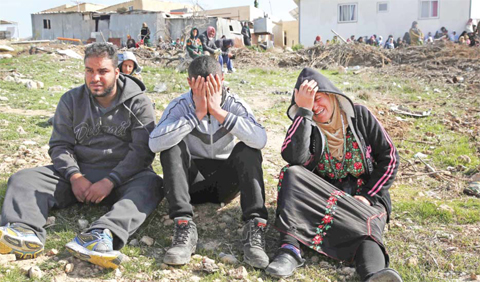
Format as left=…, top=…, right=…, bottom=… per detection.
left=86, top=79, right=116, bottom=98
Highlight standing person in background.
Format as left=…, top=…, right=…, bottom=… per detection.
left=140, top=23, right=151, bottom=47
left=186, top=27, right=203, bottom=59
left=409, top=21, right=424, bottom=45
left=242, top=22, right=252, bottom=46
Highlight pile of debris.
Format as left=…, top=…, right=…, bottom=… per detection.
left=279, top=43, right=391, bottom=69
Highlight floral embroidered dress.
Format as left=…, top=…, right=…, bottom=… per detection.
left=316, top=128, right=366, bottom=196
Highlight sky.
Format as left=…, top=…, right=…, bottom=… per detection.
left=0, top=0, right=297, bottom=38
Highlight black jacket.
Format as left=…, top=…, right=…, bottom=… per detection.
left=281, top=68, right=399, bottom=220
left=199, top=31, right=217, bottom=54
left=215, top=39, right=234, bottom=56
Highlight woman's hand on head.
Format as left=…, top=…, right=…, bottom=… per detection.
left=354, top=195, right=371, bottom=206
left=295, top=80, right=318, bottom=110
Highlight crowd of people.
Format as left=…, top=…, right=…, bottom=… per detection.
left=124, top=23, right=253, bottom=74
left=314, top=19, right=480, bottom=49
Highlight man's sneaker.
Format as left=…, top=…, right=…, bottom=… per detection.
left=242, top=218, right=269, bottom=269
left=265, top=248, right=305, bottom=278
left=0, top=224, right=43, bottom=259
left=65, top=229, right=123, bottom=269
left=163, top=217, right=198, bottom=265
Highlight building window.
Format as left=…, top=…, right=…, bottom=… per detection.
left=128, top=6, right=133, bottom=11
left=419, top=0, right=439, bottom=19
left=338, top=3, right=358, bottom=23
left=377, top=2, right=388, bottom=13
left=43, top=19, right=51, bottom=29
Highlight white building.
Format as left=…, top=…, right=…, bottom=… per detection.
left=294, top=0, right=480, bottom=46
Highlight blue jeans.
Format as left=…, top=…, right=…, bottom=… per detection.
left=221, top=55, right=233, bottom=71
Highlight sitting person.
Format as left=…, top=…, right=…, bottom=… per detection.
left=186, top=27, right=203, bottom=60
left=265, top=68, right=402, bottom=282
left=0, top=43, right=163, bottom=269
left=215, top=38, right=235, bottom=73
left=346, top=35, right=355, bottom=44
left=356, top=36, right=365, bottom=44
left=149, top=56, right=269, bottom=269
left=395, top=37, right=405, bottom=48
left=199, top=26, right=222, bottom=65
left=384, top=37, right=395, bottom=49
left=172, top=38, right=183, bottom=50
left=126, top=35, right=136, bottom=49
left=118, top=51, right=142, bottom=80
left=313, top=35, right=323, bottom=45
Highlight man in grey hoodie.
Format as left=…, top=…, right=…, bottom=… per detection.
left=0, top=43, right=163, bottom=269
left=149, top=56, right=269, bottom=269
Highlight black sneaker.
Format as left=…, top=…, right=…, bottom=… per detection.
left=163, top=217, right=198, bottom=265
left=242, top=218, right=269, bottom=269
left=265, top=248, right=305, bottom=278
left=366, top=268, right=403, bottom=282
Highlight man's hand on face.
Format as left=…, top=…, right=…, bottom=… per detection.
left=84, top=178, right=114, bottom=204
left=70, top=173, right=92, bottom=203
left=188, top=75, right=208, bottom=121
left=206, top=74, right=227, bottom=124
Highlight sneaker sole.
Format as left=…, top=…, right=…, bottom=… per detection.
left=0, top=229, right=44, bottom=259
left=367, top=269, right=403, bottom=282
left=163, top=245, right=196, bottom=266
left=65, top=241, right=123, bottom=269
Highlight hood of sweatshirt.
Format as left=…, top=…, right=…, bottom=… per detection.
left=287, top=67, right=355, bottom=121
left=118, top=51, right=142, bottom=75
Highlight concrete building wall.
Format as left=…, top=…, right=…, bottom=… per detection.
left=109, top=12, right=166, bottom=46
left=298, top=0, right=472, bottom=47
left=202, top=6, right=266, bottom=22
left=31, top=13, right=95, bottom=40
left=283, top=20, right=299, bottom=47
left=98, top=0, right=197, bottom=13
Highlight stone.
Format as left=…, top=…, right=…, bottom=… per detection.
left=48, top=85, right=65, bottom=92
left=438, top=204, right=454, bottom=213
left=46, top=216, right=56, bottom=226
left=58, top=260, right=68, bottom=266
left=77, top=219, right=89, bottom=230
left=16, top=126, right=26, bottom=135
left=163, top=219, right=174, bottom=226
left=0, top=96, right=8, bottom=101
left=28, top=266, right=43, bottom=279
left=228, top=266, right=248, bottom=279
left=338, top=267, right=355, bottom=276
left=219, top=253, right=238, bottom=264
left=129, top=239, right=139, bottom=246
left=46, top=249, right=59, bottom=256
left=159, top=263, right=169, bottom=270
left=64, top=263, right=74, bottom=273
left=407, top=256, right=418, bottom=267
left=26, top=80, right=38, bottom=89
left=36, top=81, right=44, bottom=89
left=310, top=256, right=319, bottom=263
left=190, top=276, right=201, bottom=282
left=221, top=214, right=234, bottom=224
left=114, top=268, right=122, bottom=278
left=14, top=159, right=27, bottom=165
left=0, top=254, right=16, bottom=264
left=192, top=254, right=203, bottom=260
left=140, top=236, right=154, bottom=246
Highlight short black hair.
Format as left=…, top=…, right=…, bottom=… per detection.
left=84, top=43, right=118, bottom=67
left=188, top=55, right=222, bottom=79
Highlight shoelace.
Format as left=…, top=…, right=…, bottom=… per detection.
left=89, top=229, right=112, bottom=245
left=250, top=223, right=266, bottom=248
left=172, top=224, right=190, bottom=245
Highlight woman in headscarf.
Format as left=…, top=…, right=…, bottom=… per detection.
left=140, top=22, right=151, bottom=47
left=265, top=68, right=402, bottom=282
left=186, top=27, right=203, bottom=59
left=409, top=21, right=424, bottom=45
left=313, top=35, right=323, bottom=46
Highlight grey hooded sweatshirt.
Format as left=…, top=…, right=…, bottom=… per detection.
left=48, top=74, right=156, bottom=187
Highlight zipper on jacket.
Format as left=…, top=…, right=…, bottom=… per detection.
left=207, top=114, right=214, bottom=158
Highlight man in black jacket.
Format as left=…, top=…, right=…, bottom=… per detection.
left=0, top=43, right=162, bottom=269
left=199, top=26, right=223, bottom=66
